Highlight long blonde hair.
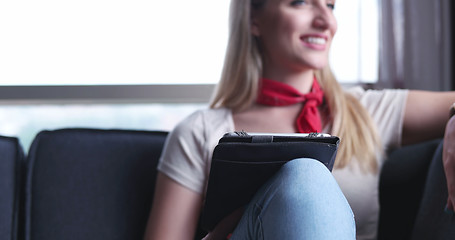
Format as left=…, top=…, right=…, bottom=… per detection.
left=210, top=0, right=381, bottom=172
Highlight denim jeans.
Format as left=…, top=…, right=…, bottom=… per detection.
left=230, top=158, right=356, bottom=240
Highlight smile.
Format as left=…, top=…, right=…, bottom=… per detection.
left=303, top=37, right=327, bottom=45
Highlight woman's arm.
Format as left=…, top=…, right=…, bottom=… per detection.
left=403, top=90, right=455, bottom=211
left=143, top=172, right=203, bottom=240
left=402, top=90, right=454, bottom=145
left=443, top=117, right=455, bottom=211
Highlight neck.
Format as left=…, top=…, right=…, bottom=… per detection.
left=261, top=59, right=315, bottom=93
left=262, top=69, right=314, bottom=94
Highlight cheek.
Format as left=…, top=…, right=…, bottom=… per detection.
left=331, top=18, right=338, bottom=36
left=280, top=16, right=309, bottom=38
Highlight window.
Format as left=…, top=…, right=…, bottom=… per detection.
left=0, top=0, right=379, bottom=150
left=330, top=0, right=379, bottom=84
left=0, top=0, right=379, bottom=88
left=0, top=103, right=206, bottom=151
left=0, top=0, right=229, bottom=86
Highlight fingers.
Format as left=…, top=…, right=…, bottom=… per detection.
left=448, top=198, right=454, bottom=211
left=445, top=198, right=455, bottom=219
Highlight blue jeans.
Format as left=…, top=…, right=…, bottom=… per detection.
left=230, top=158, right=356, bottom=240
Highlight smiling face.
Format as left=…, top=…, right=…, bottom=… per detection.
left=252, top=0, right=337, bottom=74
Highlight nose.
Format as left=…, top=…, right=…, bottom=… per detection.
left=312, top=6, right=336, bottom=31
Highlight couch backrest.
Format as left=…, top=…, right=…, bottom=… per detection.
left=24, top=128, right=168, bottom=240
left=0, top=135, right=24, bottom=240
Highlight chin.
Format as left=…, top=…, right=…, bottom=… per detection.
left=305, top=61, right=328, bottom=71
left=295, top=55, right=329, bottom=70
left=313, top=63, right=328, bottom=70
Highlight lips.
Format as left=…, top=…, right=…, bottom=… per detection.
left=301, top=35, right=328, bottom=50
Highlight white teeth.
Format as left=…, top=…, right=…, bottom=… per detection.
left=305, top=37, right=326, bottom=45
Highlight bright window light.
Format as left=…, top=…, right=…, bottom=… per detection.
left=0, top=0, right=230, bottom=85
left=0, top=0, right=378, bottom=86
left=330, top=0, right=379, bottom=84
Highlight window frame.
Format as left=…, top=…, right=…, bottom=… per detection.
left=0, top=84, right=214, bottom=104
left=0, top=0, right=379, bottom=104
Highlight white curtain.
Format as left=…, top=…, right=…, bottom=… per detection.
left=378, top=0, right=452, bottom=91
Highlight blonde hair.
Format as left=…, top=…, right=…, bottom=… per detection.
left=210, top=0, right=381, bottom=172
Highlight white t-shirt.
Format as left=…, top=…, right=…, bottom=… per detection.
left=158, top=87, right=409, bottom=240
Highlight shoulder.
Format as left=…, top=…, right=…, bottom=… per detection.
left=344, top=86, right=409, bottom=148
left=345, top=86, right=409, bottom=110
left=169, top=107, right=233, bottom=148
left=174, top=108, right=232, bottom=134
left=345, top=86, right=409, bottom=101
left=158, top=108, right=234, bottom=193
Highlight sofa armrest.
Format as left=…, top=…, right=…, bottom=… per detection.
left=378, top=139, right=441, bottom=240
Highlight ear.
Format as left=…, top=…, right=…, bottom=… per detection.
left=251, top=14, right=261, bottom=37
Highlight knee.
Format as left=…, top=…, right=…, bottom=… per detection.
left=272, top=158, right=343, bottom=203
left=280, top=158, right=331, bottom=182
left=260, top=158, right=355, bottom=237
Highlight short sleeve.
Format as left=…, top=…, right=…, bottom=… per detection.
left=348, top=87, right=409, bottom=151
left=157, top=111, right=208, bottom=194
left=157, top=108, right=234, bottom=194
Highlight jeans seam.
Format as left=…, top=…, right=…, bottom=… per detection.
left=254, top=203, right=265, bottom=240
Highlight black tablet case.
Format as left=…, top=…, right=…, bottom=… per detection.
left=201, top=132, right=340, bottom=231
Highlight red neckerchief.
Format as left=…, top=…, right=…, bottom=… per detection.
left=256, top=77, right=324, bottom=133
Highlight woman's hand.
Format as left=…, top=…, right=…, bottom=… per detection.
left=143, top=173, right=203, bottom=240
left=201, top=208, right=244, bottom=240
left=443, top=116, right=455, bottom=212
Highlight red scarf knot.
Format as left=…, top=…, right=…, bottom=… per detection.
left=256, top=77, right=324, bottom=133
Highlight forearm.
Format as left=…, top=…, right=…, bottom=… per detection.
left=403, top=90, right=455, bottom=212
left=144, top=173, right=203, bottom=240
left=402, top=90, right=455, bottom=145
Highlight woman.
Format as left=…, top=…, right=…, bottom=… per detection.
left=144, top=0, right=455, bottom=239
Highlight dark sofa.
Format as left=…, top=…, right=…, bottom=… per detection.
left=379, top=139, right=455, bottom=240
left=0, top=128, right=453, bottom=240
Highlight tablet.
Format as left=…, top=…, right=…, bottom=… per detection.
left=200, top=131, right=340, bottom=231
